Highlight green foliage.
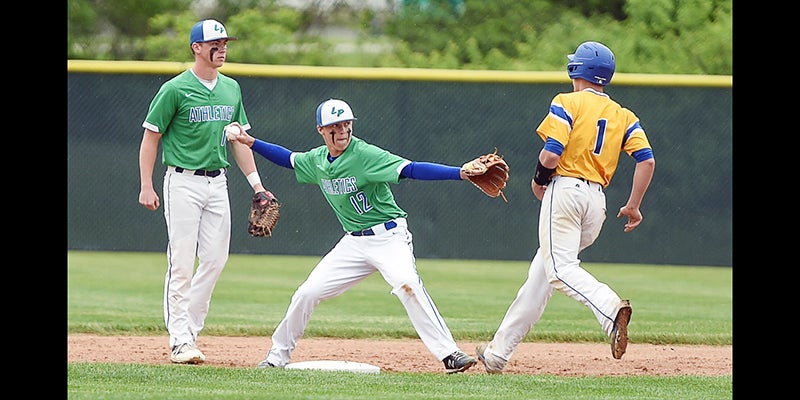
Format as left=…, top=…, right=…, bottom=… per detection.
left=66, top=0, right=732, bottom=74
left=67, top=0, right=191, bottom=60
left=96, top=0, right=188, bottom=36
left=141, top=12, right=199, bottom=61
left=620, top=0, right=734, bottom=74
left=389, top=0, right=558, bottom=61
left=67, top=0, right=98, bottom=59
left=562, top=0, right=628, bottom=20
left=211, top=0, right=275, bottom=21
left=225, top=7, right=307, bottom=64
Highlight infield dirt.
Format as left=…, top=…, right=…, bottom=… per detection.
left=68, top=334, right=731, bottom=376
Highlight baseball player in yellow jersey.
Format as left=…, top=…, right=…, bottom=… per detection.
left=476, top=41, right=655, bottom=373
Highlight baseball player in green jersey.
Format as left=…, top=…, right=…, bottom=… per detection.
left=476, top=41, right=656, bottom=373
left=227, top=98, right=478, bottom=374
left=138, top=19, right=271, bottom=364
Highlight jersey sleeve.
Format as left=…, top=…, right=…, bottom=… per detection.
left=535, top=93, right=573, bottom=145
left=356, top=142, right=408, bottom=184
left=620, top=108, right=652, bottom=158
left=291, top=147, right=324, bottom=184
left=142, top=81, right=180, bottom=133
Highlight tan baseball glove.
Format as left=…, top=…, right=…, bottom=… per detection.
left=461, top=148, right=510, bottom=202
left=248, top=190, right=281, bottom=237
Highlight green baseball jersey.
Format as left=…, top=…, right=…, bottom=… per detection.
left=292, top=136, right=410, bottom=232
left=142, top=70, right=249, bottom=171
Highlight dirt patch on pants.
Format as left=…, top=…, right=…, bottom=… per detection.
left=67, top=335, right=731, bottom=376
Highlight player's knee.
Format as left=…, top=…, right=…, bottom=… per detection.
left=390, top=281, right=421, bottom=299
left=292, top=285, right=324, bottom=304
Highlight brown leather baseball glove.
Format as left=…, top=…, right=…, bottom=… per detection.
left=461, top=148, right=510, bottom=202
left=248, top=190, right=281, bottom=237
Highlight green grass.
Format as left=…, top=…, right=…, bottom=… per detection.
left=67, top=363, right=732, bottom=400
left=67, top=251, right=733, bottom=399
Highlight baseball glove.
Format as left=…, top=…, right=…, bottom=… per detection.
left=248, top=191, right=281, bottom=237
left=461, top=148, right=510, bottom=202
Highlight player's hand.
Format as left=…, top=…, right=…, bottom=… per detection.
left=617, top=205, right=642, bottom=232
left=531, top=179, right=547, bottom=201
left=230, top=129, right=256, bottom=147
left=139, top=188, right=160, bottom=211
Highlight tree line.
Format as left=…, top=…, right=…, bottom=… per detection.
left=67, top=0, right=732, bottom=75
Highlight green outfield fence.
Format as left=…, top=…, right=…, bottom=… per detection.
left=67, top=60, right=732, bottom=266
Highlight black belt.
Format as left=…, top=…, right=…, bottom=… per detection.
left=350, top=221, right=398, bottom=236
left=175, top=167, right=223, bottom=177
left=573, top=177, right=602, bottom=191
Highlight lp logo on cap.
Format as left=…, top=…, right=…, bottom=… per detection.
left=329, top=107, right=345, bottom=118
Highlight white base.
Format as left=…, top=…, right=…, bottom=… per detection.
left=284, top=360, right=380, bottom=374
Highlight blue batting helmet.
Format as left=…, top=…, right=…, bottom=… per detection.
left=566, top=41, right=615, bottom=86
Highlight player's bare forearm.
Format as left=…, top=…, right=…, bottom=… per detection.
left=138, top=130, right=161, bottom=210
left=624, top=158, right=655, bottom=209
left=538, top=149, right=560, bottom=169
left=231, top=140, right=265, bottom=193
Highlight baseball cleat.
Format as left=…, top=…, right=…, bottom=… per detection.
left=610, top=299, right=632, bottom=359
left=170, top=342, right=205, bottom=364
left=257, top=359, right=283, bottom=369
left=475, top=343, right=506, bottom=374
left=442, top=350, right=477, bottom=374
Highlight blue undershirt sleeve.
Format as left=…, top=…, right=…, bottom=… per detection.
left=632, top=148, right=654, bottom=162
left=542, top=137, right=564, bottom=155
left=400, top=161, right=462, bottom=180
left=251, top=139, right=294, bottom=169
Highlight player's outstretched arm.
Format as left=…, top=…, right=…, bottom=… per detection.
left=401, top=161, right=462, bottom=181
left=237, top=134, right=295, bottom=170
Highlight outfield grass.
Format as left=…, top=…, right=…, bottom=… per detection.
left=67, top=251, right=733, bottom=399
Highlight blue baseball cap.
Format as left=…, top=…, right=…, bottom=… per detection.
left=190, top=19, right=238, bottom=45
left=316, top=99, right=357, bottom=126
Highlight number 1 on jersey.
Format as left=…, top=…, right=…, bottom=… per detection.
left=593, top=119, right=607, bottom=155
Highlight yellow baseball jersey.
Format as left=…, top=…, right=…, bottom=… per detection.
left=536, top=88, right=653, bottom=187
